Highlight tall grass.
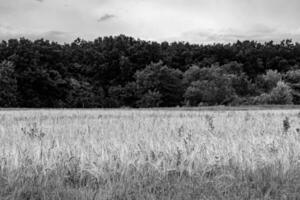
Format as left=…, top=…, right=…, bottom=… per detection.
left=0, top=109, right=300, bottom=199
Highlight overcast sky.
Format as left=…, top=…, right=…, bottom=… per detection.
left=0, top=0, right=300, bottom=44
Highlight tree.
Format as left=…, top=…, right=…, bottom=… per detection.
left=0, top=35, right=300, bottom=107
left=135, top=61, right=184, bottom=107
left=184, top=78, right=236, bottom=106
left=268, top=81, right=293, bottom=104
left=137, top=90, right=162, bottom=108
left=231, top=73, right=255, bottom=97
left=256, top=70, right=282, bottom=92
left=0, top=61, right=17, bottom=107
left=17, top=66, right=69, bottom=107
left=251, top=93, right=271, bottom=105
left=221, top=62, right=254, bottom=97
left=183, top=65, right=237, bottom=106
left=66, top=78, right=99, bottom=108
left=182, top=65, right=201, bottom=86
left=107, top=83, right=137, bottom=107
left=284, top=69, right=300, bottom=104
left=221, top=61, right=244, bottom=75
left=251, top=81, right=293, bottom=105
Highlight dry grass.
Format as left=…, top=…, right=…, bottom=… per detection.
left=0, top=109, right=300, bottom=199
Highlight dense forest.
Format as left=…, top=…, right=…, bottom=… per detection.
left=0, top=35, right=300, bottom=108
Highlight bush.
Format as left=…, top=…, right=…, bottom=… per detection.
left=228, top=95, right=250, bottom=106
left=284, top=69, right=300, bottom=83
left=256, top=70, right=282, bottom=92
left=184, top=79, right=235, bottom=106
left=135, top=61, right=184, bottom=107
left=269, top=81, right=293, bottom=104
left=251, top=93, right=271, bottom=105
left=250, top=81, right=293, bottom=105
left=137, top=90, right=162, bottom=108
left=284, top=69, right=300, bottom=104
left=0, top=61, right=17, bottom=107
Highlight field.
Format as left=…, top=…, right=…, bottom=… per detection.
left=0, top=109, right=300, bottom=200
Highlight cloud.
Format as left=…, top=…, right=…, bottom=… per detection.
left=41, top=31, right=73, bottom=43
left=249, top=24, right=277, bottom=35
left=0, top=26, right=73, bottom=43
left=166, top=24, right=300, bottom=44
left=0, top=0, right=300, bottom=44
left=97, top=14, right=115, bottom=22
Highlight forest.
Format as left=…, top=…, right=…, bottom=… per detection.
left=0, top=35, right=300, bottom=108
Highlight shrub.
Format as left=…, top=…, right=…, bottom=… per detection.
left=135, top=61, right=184, bottom=107
left=284, top=69, right=300, bottom=104
left=251, top=93, right=271, bottom=105
left=269, top=81, right=293, bottom=104
left=0, top=61, right=17, bottom=107
left=137, top=90, right=162, bottom=108
left=256, top=70, right=282, bottom=92
left=184, top=78, right=235, bottom=106
left=284, top=69, right=300, bottom=84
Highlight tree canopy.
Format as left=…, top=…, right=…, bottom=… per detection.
left=0, top=36, right=299, bottom=107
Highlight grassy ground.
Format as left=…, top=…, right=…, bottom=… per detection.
left=0, top=109, right=300, bottom=199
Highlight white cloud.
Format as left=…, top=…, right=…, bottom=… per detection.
left=0, top=0, right=299, bottom=43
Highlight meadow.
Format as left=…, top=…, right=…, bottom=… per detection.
left=0, top=109, right=300, bottom=200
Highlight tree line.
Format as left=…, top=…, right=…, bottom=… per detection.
left=0, top=35, right=300, bottom=108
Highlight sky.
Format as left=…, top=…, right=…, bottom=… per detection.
left=0, top=0, right=300, bottom=44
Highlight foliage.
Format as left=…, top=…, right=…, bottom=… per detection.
left=184, top=80, right=235, bottom=106
left=136, top=90, right=162, bottom=107
left=184, top=65, right=237, bottom=106
left=284, top=69, right=300, bottom=104
left=251, top=81, right=293, bottom=105
left=251, top=93, right=272, bottom=105
left=66, top=78, right=98, bottom=108
left=0, top=61, right=17, bottom=107
left=256, top=70, right=282, bottom=92
left=268, top=81, right=293, bottom=104
left=135, top=61, right=184, bottom=107
left=0, top=36, right=300, bottom=107
left=107, top=83, right=137, bottom=107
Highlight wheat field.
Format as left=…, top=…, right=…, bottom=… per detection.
left=0, top=109, right=300, bottom=200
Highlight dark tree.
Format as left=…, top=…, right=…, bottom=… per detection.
left=135, top=61, right=184, bottom=107
left=0, top=35, right=300, bottom=107
left=0, top=61, right=17, bottom=107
